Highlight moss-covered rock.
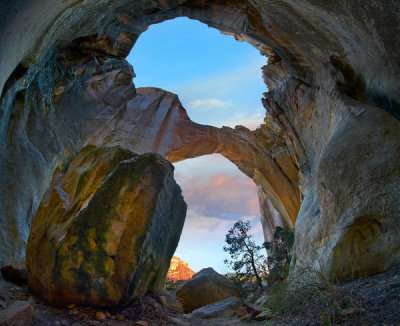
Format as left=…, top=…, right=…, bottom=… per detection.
left=26, top=145, right=186, bottom=307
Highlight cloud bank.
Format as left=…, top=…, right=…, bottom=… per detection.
left=178, top=172, right=260, bottom=219
left=188, top=98, right=231, bottom=110
left=173, top=155, right=265, bottom=273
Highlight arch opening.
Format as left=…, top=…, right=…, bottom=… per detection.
left=173, top=154, right=265, bottom=274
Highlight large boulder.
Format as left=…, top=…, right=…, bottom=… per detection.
left=174, top=268, right=241, bottom=313
left=26, top=145, right=186, bottom=307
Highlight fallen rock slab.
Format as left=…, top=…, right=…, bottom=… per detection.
left=190, top=297, right=242, bottom=319
left=245, top=302, right=263, bottom=316
left=255, top=309, right=274, bottom=321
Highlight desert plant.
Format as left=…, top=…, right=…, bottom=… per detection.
left=265, top=265, right=363, bottom=325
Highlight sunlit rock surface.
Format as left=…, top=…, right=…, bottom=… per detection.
left=26, top=146, right=186, bottom=307
left=0, top=0, right=400, bottom=281
left=166, top=257, right=195, bottom=282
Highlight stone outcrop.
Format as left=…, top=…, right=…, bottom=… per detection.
left=174, top=268, right=241, bottom=313
left=26, top=145, right=186, bottom=307
left=0, top=0, right=399, bottom=283
left=166, top=257, right=195, bottom=282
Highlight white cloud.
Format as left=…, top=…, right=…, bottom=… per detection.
left=213, top=110, right=265, bottom=130
left=174, top=154, right=240, bottom=179
left=188, top=98, right=231, bottom=110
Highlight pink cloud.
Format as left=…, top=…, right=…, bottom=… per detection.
left=176, top=171, right=260, bottom=219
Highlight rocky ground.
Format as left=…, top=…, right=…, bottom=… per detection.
left=0, top=281, right=263, bottom=326
left=1, top=265, right=399, bottom=326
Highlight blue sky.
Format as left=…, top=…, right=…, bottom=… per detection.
left=127, top=17, right=267, bottom=129
left=128, top=18, right=267, bottom=273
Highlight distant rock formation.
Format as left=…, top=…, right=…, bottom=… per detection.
left=26, top=146, right=186, bottom=307
left=166, top=257, right=195, bottom=282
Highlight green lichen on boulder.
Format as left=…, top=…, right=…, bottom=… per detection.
left=26, top=145, right=186, bottom=307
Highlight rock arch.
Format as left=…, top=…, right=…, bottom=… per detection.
left=0, top=0, right=399, bottom=281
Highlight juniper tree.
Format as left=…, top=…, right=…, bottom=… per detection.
left=223, top=220, right=266, bottom=289
left=264, top=226, right=294, bottom=280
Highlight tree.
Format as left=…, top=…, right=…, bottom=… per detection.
left=264, top=226, right=294, bottom=280
left=223, top=220, right=266, bottom=289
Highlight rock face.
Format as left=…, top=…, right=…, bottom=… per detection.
left=166, top=257, right=195, bottom=282
left=0, top=0, right=400, bottom=283
left=26, top=145, right=186, bottom=307
left=174, top=268, right=241, bottom=313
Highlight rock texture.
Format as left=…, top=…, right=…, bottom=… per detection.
left=174, top=268, right=241, bottom=313
left=166, top=257, right=195, bottom=282
left=26, top=145, right=186, bottom=307
left=0, top=0, right=400, bottom=282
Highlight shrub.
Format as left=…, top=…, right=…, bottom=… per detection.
left=264, top=226, right=294, bottom=281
